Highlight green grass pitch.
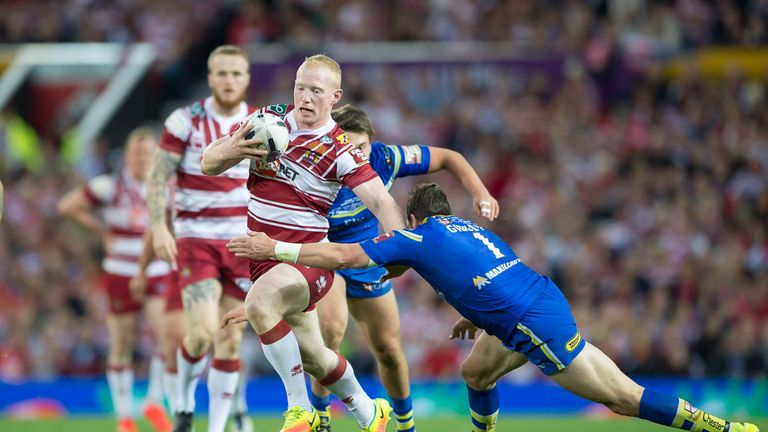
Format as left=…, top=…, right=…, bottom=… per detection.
left=1, top=416, right=766, bottom=432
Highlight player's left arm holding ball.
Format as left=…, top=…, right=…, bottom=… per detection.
left=201, top=119, right=269, bottom=175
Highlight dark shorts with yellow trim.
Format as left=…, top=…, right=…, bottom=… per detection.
left=503, top=277, right=586, bottom=375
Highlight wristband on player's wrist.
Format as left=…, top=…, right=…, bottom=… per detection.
left=274, top=241, right=302, bottom=263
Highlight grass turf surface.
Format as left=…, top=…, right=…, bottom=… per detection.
left=1, top=416, right=766, bottom=432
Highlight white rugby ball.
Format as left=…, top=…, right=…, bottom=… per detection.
left=244, top=112, right=290, bottom=162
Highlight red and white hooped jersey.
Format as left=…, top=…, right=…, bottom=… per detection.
left=83, top=170, right=171, bottom=278
left=247, top=104, right=378, bottom=244
left=160, top=97, right=255, bottom=240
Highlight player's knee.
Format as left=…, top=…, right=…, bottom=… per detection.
left=372, top=341, right=404, bottom=369
left=321, top=324, right=346, bottom=351
left=460, top=360, right=492, bottom=391
left=244, top=297, right=271, bottom=322
left=108, top=345, right=132, bottom=365
left=186, top=324, right=216, bottom=352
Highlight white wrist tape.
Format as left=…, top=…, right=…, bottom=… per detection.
left=274, top=241, right=302, bottom=263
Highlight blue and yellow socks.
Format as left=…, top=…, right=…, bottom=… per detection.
left=391, top=396, right=415, bottom=432
left=467, top=386, right=499, bottom=432
left=639, top=389, right=730, bottom=432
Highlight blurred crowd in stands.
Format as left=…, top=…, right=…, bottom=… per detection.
left=0, top=0, right=767, bottom=382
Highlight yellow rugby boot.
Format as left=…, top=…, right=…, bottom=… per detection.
left=280, top=406, right=319, bottom=432
left=362, top=398, right=392, bottom=432
left=728, top=423, right=760, bottom=432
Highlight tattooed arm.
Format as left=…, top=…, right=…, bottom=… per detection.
left=147, top=149, right=181, bottom=265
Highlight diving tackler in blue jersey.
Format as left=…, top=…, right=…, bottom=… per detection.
left=225, top=183, right=759, bottom=432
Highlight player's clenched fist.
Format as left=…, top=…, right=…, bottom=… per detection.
left=450, top=317, right=479, bottom=340
left=226, top=229, right=276, bottom=260
left=473, top=194, right=500, bottom=222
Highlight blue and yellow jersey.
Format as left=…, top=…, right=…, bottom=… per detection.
left=360, top=215, right=546, bottom=342
left=328, top=141, right=431, bottom=242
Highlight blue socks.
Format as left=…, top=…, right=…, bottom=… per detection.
left=391, top=396, right=415, bottom=432
left=309, top=391, right=331, bottom=413
left=639, top=389, right=729, bottom=431
left=467, top=386, right=499, bottom=432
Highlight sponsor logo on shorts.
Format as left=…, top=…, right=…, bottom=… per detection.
left=315, top=275, right=327, bottom=293
left=565, top=332, right=582, bottom=352
left=236, top=278, right=252, bottom=291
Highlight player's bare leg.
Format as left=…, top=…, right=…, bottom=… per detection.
left=549, top=342, right=758, bottom=432
left=244, top=264, right=391, bottom=431
left=310, top=274, right=349, bottom=429
left=460, top=331, right=528, bottom=432
left=206, top=295, right=246, bottom=432
left=143, top=296, right=172, bottom=432
left=349, top=290, right=414, bottom=432
left=174, top=279, right=221, bottom=432
left=106, top=313, right=139, bottom=432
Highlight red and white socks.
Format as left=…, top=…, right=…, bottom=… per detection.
left=145, top=354, right=165, bottom=406
left=176, top=345, right=209, bottom=414
left=320, top=354, right=375, bottom=428
left=258, top=320, right=313, bottom=411
left=163, top=366, right=179, bottom=413
left=107, top=364, right=134, bottom=420
left=207, top=358, right=240, bottom=432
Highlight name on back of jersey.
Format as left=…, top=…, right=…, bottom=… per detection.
left=444, top=222, right=482, bottom=233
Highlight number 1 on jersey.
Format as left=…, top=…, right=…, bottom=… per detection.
left=473, top=232, right=505, bottom=259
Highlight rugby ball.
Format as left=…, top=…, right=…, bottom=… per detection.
left=244, top=112, right=290, bottom=162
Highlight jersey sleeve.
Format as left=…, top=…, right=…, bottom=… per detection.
left=337, top=145, right=379, bottom=189
left=387, top=145, right=431, bottom=179
left=159, top=107, right=191, bottom=155
left=360, top=229, right=422, bottom=266
left=82, top=175, right=116, bottom=206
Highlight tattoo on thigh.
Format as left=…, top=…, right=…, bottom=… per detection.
left=182, top=279, right=222, bottom=310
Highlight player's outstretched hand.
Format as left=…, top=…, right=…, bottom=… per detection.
left=473, top=194, right=499, bottom=221
left=221, top=306, right=248, bottom=328
left=450, top=317, right=479, bottom=340
left=227, top=230, right=276, bottom=260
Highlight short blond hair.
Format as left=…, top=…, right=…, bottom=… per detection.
left=207, top=45, right=250, bottom=72
left=301, top=54, right=342, bottom=88
left=126, top=126, right=156, bottom=145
